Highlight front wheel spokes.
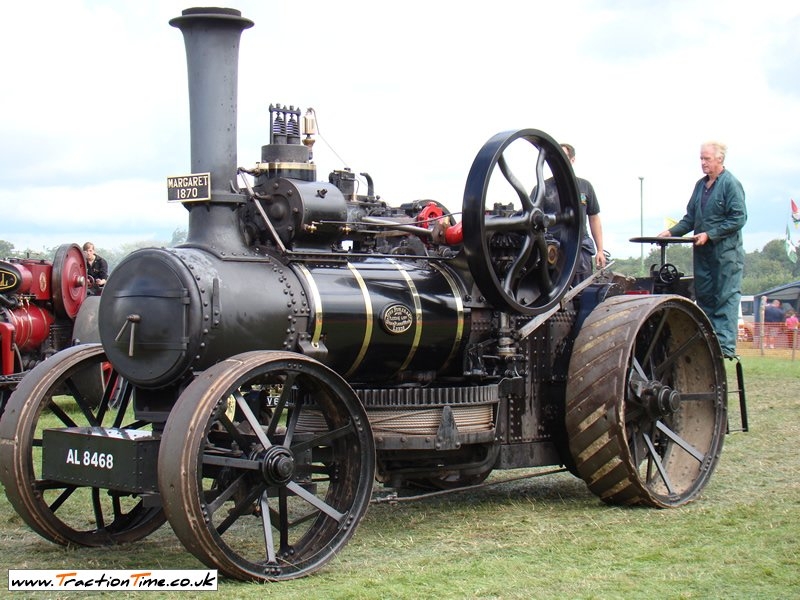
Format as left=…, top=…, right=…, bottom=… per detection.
left=45, top=486, right=77, bottom=513
left=206, top=473, right=249, bottom=515
left=215, top=483, right=266, bottom=535
left=63, top=377, right=102, bottom=426
left=258, top=484, right=340, bottom=566
left=159, top=351, right=375, bottom=581
left=290, top=421, right=357, bottom=454
left=285, top=481, right=346, bottom=522
left=233, top=389, right=272, bottom=450
left=260, top=492, right=277, bottom=564
left=267, top=372, right=297, bottom=438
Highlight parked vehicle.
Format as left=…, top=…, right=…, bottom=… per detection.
left=738, top=294, right=754, bottom=342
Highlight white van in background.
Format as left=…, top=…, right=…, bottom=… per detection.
left=738, top=295, right=755, bottom=341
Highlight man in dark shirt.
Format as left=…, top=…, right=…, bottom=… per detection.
left=561, top=144, right=605, bottom=282
left=541, top=144, right=606, bottom=283
left=83, top=242, right=108, bottom=295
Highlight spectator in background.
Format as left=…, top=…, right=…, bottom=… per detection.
left=785, top=309, right=798, bottom=349
left=83, top=242, right=108, bottom=296
left=764, top=299, right=785, bottom=349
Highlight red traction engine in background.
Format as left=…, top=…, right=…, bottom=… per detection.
left=0, top=244, right=89, bottom=411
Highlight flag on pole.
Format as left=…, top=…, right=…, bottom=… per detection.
left=787, top=224, right=797, bottom=263
left=792, top=198, right=800, bottom=227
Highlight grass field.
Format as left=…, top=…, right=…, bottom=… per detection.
left=0, top=355, right=798, bottom=599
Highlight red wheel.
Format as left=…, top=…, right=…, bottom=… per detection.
left=52, top=243, right=88, bottom=319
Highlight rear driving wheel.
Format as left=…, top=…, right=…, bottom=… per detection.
left=565, top=295, right=727, bottom=507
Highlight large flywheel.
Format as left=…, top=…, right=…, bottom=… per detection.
left=158, top=351, right=375, bottom=581
left=462, top=129, right=582, bottom=315
left=0, top=344, right=166, bottom=545
left=565, top=295, right=727, bottom=508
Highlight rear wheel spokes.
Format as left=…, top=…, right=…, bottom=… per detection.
left=641, top=431, right=674, bottom=495
left=629, top=319, right=708, bottom=486
left=655, top=420, right=705, bottom=462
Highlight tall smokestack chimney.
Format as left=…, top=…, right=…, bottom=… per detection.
left=170, top=7, right=254, bottom=253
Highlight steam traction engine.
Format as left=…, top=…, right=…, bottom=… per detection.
left=0, top=244, right=89, bottom=414
left=0, top=8, right=731, bottom=582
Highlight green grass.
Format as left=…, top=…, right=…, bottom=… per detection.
left=1, top=355, right=798, bottom=599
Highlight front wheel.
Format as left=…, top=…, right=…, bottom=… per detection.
left=158, top=351, right=375, bottom=581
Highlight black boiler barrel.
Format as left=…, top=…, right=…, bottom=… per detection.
left=293, top=258, right=468, bottom=382
left=99, top=247, right=301, bottom=388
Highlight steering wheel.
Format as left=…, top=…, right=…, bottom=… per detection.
left=658, top=263, right=680, bottom=284
left=462, top=129, right=581, bottom=315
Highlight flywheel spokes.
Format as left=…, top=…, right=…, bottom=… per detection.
left=462, top=129, right=581, bottom=315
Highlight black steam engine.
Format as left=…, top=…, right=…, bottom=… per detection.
left=0, top=8, right=735, bottom=582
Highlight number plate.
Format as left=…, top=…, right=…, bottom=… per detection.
left=42, top=427, right=160, bottom=493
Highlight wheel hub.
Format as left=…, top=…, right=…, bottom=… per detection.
left=642, top=382, right=681, bottom=418
left=255, top=446, right=295, bottom=486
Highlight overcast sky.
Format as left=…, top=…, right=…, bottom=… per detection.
left=1, top=0, right=798, bottom=259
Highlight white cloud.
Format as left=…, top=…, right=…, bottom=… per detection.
left=2, top=0, right=799, bottom=258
